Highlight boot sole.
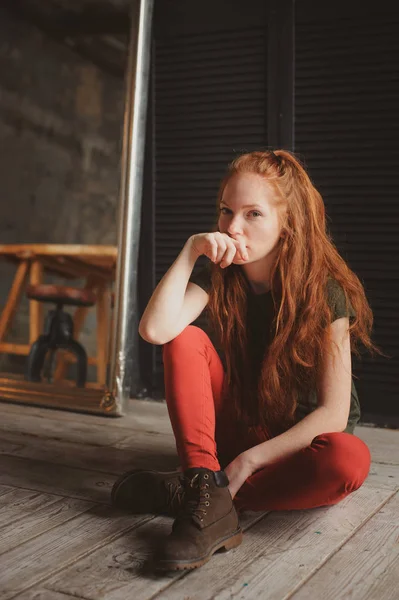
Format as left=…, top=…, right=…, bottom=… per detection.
left=111, top=469, right=181, bottom=509
left=155, top=527, right=243, bottom=571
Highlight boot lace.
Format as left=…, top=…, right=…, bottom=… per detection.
left=174, top=472, right=211, bottom=528
left=163, top=476, right=186, bottom=514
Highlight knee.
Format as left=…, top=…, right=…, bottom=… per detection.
left=162, top=325, right=208, bottom=352
left=312, top=432, right=372, bottom=490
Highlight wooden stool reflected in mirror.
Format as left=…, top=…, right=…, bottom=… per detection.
left=25, top=285, right=96, bottom=387
left=0, top=244, right=117, bottom=411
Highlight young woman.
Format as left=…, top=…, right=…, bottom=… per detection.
left=111, top=150, right=383, bottom=572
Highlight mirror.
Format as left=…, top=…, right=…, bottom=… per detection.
left=0, top=0, right=153, bottom=415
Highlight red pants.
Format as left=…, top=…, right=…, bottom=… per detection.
left=162, top=325, right=371, bottom=512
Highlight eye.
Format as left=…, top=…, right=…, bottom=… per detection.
left=219, top=208, right=262, bottom=218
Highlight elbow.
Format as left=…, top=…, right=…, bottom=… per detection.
left=334, top=417, right=349, bottom=433
left=138, top=322, right=165, bottom=345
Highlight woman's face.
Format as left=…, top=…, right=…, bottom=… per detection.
left=218, top=172, right=285, bottom=266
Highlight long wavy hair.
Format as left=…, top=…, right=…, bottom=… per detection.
left=205, top=150, right=385, bottom=437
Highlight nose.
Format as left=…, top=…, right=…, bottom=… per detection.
left=227, top=216, right=243, bottom=236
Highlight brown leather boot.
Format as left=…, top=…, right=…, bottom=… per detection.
left=154, top=467, right=243, bottom=571
left=111, top=469, right=185, bottom=517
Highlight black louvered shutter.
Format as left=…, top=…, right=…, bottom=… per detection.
left=295, top=8, right=399, bottom=424
left=142, top=1, right=398, bottom=426
left=152, top=5, right=268, bottom=392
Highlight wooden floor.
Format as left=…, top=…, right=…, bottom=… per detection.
left=0, top=399, right=397, bottom=600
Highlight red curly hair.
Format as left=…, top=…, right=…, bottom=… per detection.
left=205, top=150, right=384, bottom=437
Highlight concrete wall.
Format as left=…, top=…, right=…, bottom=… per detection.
left=0, top=8, right=124, bottom=376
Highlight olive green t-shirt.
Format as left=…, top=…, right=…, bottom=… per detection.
left=188, top=262, right=360, bottom=434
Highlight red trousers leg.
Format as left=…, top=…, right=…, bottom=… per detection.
left=233, top=432, right=372, bottom=512
left=162, top=325, right=226, bottom=471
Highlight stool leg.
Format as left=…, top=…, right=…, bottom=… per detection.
left=53, top=276, right=97, bottom=381
left=96, top=283, right=110, bottom=386
left=63, top=340, right=88, bottom=388
left=26, top=335, right=50, bottom=382
left=29, top=260, right=44, bottom=345
left=43, top=348, right=57, bottom=383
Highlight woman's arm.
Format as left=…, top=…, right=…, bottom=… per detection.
left=225, top=318, right=352, bottom=497
left=139, top=236, right=200, bottom=343
left=245, top=317, right=352, bottom=470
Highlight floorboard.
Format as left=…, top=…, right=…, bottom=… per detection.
left=0, top=491, right=93, bottom=555
left=289, top=492, right=398, bottom=600
left=29, top=512, right=266, bottom=600
left=0, top=455, right=116, bottom=503
left=0, top=430, right=178, bottom=474
left=0, top=505, right=152, bottom=600
left=150, top=487, right=396, bottom=600
left=0, top=398, right=396, bottom=600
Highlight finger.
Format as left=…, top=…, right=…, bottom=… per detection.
left=232, top=238, right=248, bottom=261
left=220, top=243, right=236, bottom=268
left=209, top=238, right=218, bottom=262
left=214, top=235, right=227, bottom=263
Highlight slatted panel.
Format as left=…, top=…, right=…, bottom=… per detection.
left=153, top=26, right=268, bottom=389
left=295, top=12, right=399, bottom=420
